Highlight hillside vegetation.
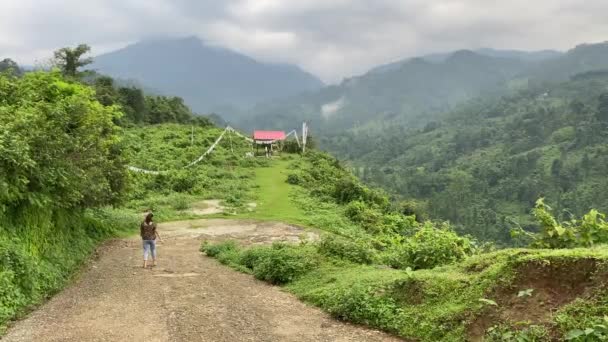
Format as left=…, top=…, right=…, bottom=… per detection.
left=0, top=71, right=138, bottom=330
left=336, top=69, right=608, bottom=244
left=240, top=42, right=608, bottom=245
left=202, top=152, right=608, bottom=341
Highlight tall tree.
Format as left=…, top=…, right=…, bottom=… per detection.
left=0, top=58, right=22, bottom=75
left=53, top=44, right=93, bottom=78
left=93, top=76, right=118, bottom=106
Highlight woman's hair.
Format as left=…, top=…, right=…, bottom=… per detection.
left=145, top=212, right=154, bottom=222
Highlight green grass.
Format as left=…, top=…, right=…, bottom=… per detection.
left=222, top=157, right=367, bottom=238
left=251, top=159, right=306, bottom=220
left=230, top=158, right=308, bottom=224
left=202, top=240, right=608, bottom=341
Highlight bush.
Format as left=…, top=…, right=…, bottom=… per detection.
left=334, top=177, right=367, bottom=204
left=250, top=243, right=320, bottom=284
left=397, top=200, right=429, bottom=223
left=319, top=283, right=402, bottom=331
left=168, top=170, right=197, bottom=193
left=516, top=199, right=608, bottom=249
left=345, top=201, right=382, bottom=232
left=200, top=240, right=238, bottom=257
left=170, top=194, right=190, bottom=211
left=240, top=246, right=273, bottom=270
left=317, top=235, right=377, bottom=264
left=286, top=173, right=301, bottom=185
left=0, top=71, right=127, bottom=209
left=387, top=224, right=474, bottom=270
left=381, top=213, right=418, bottom=236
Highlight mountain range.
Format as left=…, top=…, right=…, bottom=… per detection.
left=91, top=37, right=324, bottom=118
left=90, top=37, right=608, bottom=139
left=238, top=41, right=608, bottom=134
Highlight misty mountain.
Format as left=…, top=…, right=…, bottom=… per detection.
left=240, top=50, right=528, bottom=133
left=368, top=48, right=562, bottom=75
left=526, top=42, right=608, bottom=82
left=240, top=42, right=608, bottom=136
left=91, top=37, right=323, bottom=116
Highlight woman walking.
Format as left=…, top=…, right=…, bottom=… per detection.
left=141, top=212, right=162, bottom=268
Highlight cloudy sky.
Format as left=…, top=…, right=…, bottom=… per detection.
left=1, top=0, right=607, bottom=83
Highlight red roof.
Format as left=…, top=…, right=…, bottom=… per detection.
left=253, top=130, right=286, bottom=141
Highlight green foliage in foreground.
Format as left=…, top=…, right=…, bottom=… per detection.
left=203, top=239, right=608, bottom=341
left=0, top=70, right=136, bottom=331
left=0, top=71, right=127, bottom=210
left=201, top=241, right=320, bottom=284
left=512, top=198, right=608, bottom=249
left=0, top=208, right=138, bottom=331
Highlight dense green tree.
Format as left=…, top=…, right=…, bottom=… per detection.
left=53, top=44, right=93, bottom=78
left=0, top=71, right=127, bottom=209
left=117, top=86, right=146, bottom=123
left=0, top=58, right=21, bottom=75
left=93, top=76, right=119, bottom=106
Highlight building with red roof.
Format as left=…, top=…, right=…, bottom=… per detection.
left=252, top=130, right=286, bottom=142
left=252, top=130, right=287, bottom=157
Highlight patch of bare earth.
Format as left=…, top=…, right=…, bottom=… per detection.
left=2, top=219, right=400, bottom=342
left=189, top=200, right=225, bottom=215
left=468, top=259, right=603, bottom=341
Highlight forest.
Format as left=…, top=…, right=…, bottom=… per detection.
left=325, top=70, right=608, bottom=244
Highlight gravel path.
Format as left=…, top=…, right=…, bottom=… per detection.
left=2, top=219, right=402, bottom=342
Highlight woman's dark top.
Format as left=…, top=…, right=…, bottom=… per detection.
left=140, top=221, right=157, bottom=240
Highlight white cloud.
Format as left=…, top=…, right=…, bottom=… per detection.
left=1, top=0, right=607, bottom=82
left=322, top=97, right=346, bottom=119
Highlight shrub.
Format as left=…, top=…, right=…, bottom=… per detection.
left=170, top=194, right=190, bottom=211
left=286, top=173, right=301, bottom=185
left=345, top=201, right=382, bottom=232
left=168, top=171, right=197, bottom=193
left=397, top=200, right=429, bottom=223
left=240, top=246, right=273, bottom=269
left=250, top=243, right=320, bottom=284
left=387, top=224, right=474, bottom=270
left=334, top=177, right=367, bottom=204
left=200, top=240, right=238, bottom=257
left=317, top=235, right=377, bottom=264
left=319, top=283, right=402, bottom=331
left=381, top=213, right=418, bottom=236
left=516, top=199, right=608, bottom=249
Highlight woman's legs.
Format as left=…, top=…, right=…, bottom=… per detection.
left=142, top=240, right=150, bottom=268
left=149, top=240, right=157, bottom=266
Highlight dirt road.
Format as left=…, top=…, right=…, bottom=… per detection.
left=2, top=219, right=401, bottom=342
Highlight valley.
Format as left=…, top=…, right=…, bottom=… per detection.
left=2, top=34, right=608, bottom=342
